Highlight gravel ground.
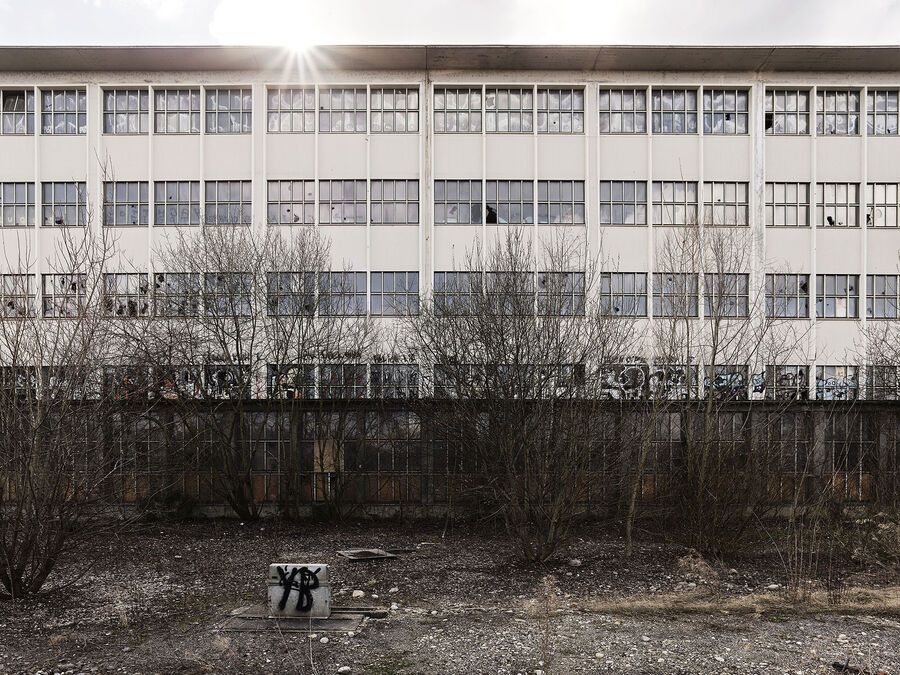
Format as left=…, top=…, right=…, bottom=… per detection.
left=0, top=520, right=897, bottom=674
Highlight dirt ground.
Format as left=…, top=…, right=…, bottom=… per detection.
left=1, top=520, right=898, bottom=675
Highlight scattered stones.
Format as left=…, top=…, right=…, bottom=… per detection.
left=390, top=603, right=399, bottom=610
left=319, top=637, right=329, bottom=644
left=351, top=590, right=365, bottom=598
left=641, top=635, right=650, bottom=642
left=568, top=559, right=582, bottom=567
left=337, top=667, right=351, bottom=673
left=767, top=584, right=780, bottom=590
left=389, top=587, right=399, bottom=593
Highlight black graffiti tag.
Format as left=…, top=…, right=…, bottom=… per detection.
left=276, top=565, right=321, bottom=612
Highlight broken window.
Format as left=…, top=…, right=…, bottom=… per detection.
left=816, top=89, right=860, bottom=135
left=267, top=179, right=314, bottom=225
left=434, top=180, right=482, bottom=224
left=765, top=182, right=810, bottom=227
left=485, top=87, right=533, bottom=133
left=205, top=88, right=251, bottom=134
left=318, top=87, right=366, bottom=133
left=816, top=365, right=858, bottom=401
left=537, top=180, right=585, bottom=224
left=371, top=180, right=419, bottom=224
left=370, top=87, right=419, bottom=133
left=600, top=181, right=647, bottom=226
left=153, top=272, right=200, bottom=317
left=433, top=271, right=479, bottom=315
left=103, top=181, right=149, bottom=226
left=866, top=274, right=900, bottom=318
left=41, top=89, right=86, bottom=135
left=649, top=364, right=700, bottom=400
left=103, top=365, right=150, bottom=400
left=652, top=181, right=698, bottom=225
left=204, top=364, right=250, bottom=399
left=765, top=365, right=810, bottom=400
left=42, top=181, right=87, bottom=227
left=318, top=179, right=366, bottom=224
left=267, top=87, right=315, bottom=133
left=652, top=273, right=699, bottom=317
left=598, top=88, right=646, bottom=134
left=865, top=365, right=900, bottom=400
left=204, top=272, right=253, bottom=317
left=267, top=363, right=316, bottom=399
left=816, top=182, right=859, bottom=227
left=0, top=89, right=34, bottom=135
left=702, top=182, right=748, bottom=226
left=103, top=273, right=150, bottom=317
left=153, top=365, right=201, bottom=399
left=317, top=271, right=366, bottom=316
left=702, top=89, right=749, bottom=134
left=154, top=88, right=200, bottom=134
left=154, top=181, right=200, bottom=225
left=866, top=182, right=900, bottom=227
left=816, top=274, right=859, bottom=319
left=764, top=89, right=810, bottom=135
left=370, top=363, right=419, bottom=399
left=539, top=271, right=585, bottom=316
left=704, top=364, right=748, bottom=400
left=704, top=273, right=749, bottom=317
left=319, top=363, right=367, bottom=399
left=433, top=87, right=482, bottom=133
left=765, top=274, right=810, bottom=318
left=651, top=88, right=697, bottom=134
left=0, top=274, right=35, bottom=317
left=536, top=87, right=584, bottom=133
left=1, top=182, right=35, bottom=227
left=370, top=271, right=419, bottom=316
left=205, top=180, right=251, bottom=225
left=266, top=271, right=315, bottom=316
left=866, top=89, right=898, bottom=135
left=41, top=273, right=87, bottom=317
left=103, top=89, right=149, bottom=134
left=485, top=180, right=533, bottom=224
left=599, top=272, right=646, bottom=316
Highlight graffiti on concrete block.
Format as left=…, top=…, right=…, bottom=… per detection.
left=276, top=565, right=321, bottom=612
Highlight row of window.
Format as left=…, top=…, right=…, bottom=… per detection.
left=1, top=86, right=896, bottom=136
left=3, top=271, right=896, bottom=320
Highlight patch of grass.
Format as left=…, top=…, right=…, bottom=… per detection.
left=364, top=655, right=415, bottom=674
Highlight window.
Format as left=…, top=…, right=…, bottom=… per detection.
left=866, top=183, right=900, bottom=227
left=433, top=271, right=479, bottom=315
left=816, top=183, right=859, bottom=227
left=433, top=88, right=482, bottom=133
left=866, top=274, right=900, bottom=318
left=319, top=180, right=366, bottom=224
left=103, top=273, right=149, bottom=317
left=153, top=272, right=200, bottom=317
left=41, top=89, right=86, bottom=135
left=267, top=363, right=316, bottom=399
left=103, top=89, right=149, bottom=134
left=205, top=180, right=251, bottom=225
left=205, top=88, right=251, bottom=134
left=536, top=87, right=584, bottom=133
left=267, top=87, right=315, bottom=133
left=866, top=90, right=898, bottom=135
left=41, top=273, right=86, bottom=317
left=317, top=271, right=366, bottom=316
left=705, top=365, right=748, bottom=400
left=267, top=180, right=315, bottom=225
left=370, top=363, right=419, bottom=398
left=766, top=182, right=810, bottom=227
left=205, top=364, right=250, bottom=399
left=816, top=365, right=858, bottom=401
left=702, top=89, right=749, bottom=134
left=651, top=88, right=697, bottom=134
left=765, top=274, right=810, bottom=318
left=538, top=271, right=585, bottom=316
left=433, top=363, right=482, bottom=398
left=103, top=181, right=149, bottom=226
left=596, top=271, right=647, bottom=316
left=1, top=89, right=34, bottom=135
left=702, top=182, right=748, bottom=226
left=652, top=181, right=698, bottom=225
left=266, top=272, right=315, bottom=317
left=650, top=364, right=700, bottom=399
left=599, top=181, right=647, bottom=226
left=653, top=273, right=699, bottom=317
left=318, top=87, right=366, bottom=133
left=154, top=181, right=200, bottom=226
left=371, top=87, right=419, bottom=133
left=371, top=180, right=419, bottom=224
left=434, top=180, right=482, bottom=224
left=816, top=90, right=860, bottom=135
left=816, top=274, right=859, bottom=318
left=1, top=183, right=35, bottom=227
left=764, top=89, right=810, bottom=135
left=204, top=273, right=252, bottom=317
left=538, top=180, right=585, bottom=224
left=370, top=271, right=419, bottom=316
left=598, top=88, right=646, bottom=134
left=765, top=365, right=810, bottom=400
left=866, top=365, right=900, bottom=400
left=154, top=89, right=200, bottom=134
left=485, top=180, right=533, bottom=223
left=485, top=87, right=533, bottom=133
left=0, top=274, right=34, bottom=317
left=42, top=182, right=87, bottom=227
left=486, top=272, right=535, bottom=315
left=704, top=273, right=749, bottom=317
left=319, top=363, right=367, bottom=398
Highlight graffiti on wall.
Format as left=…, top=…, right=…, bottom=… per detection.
left=276, top=564, right=321, bottom=612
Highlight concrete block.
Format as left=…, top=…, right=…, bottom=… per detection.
left=267, top=563, right=331, bottom=618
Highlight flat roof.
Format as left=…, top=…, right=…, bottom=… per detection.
left=1, top=45, right=899, bottom=73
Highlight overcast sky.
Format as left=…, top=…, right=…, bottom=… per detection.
left=1, top=0, right=900, bottom=47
